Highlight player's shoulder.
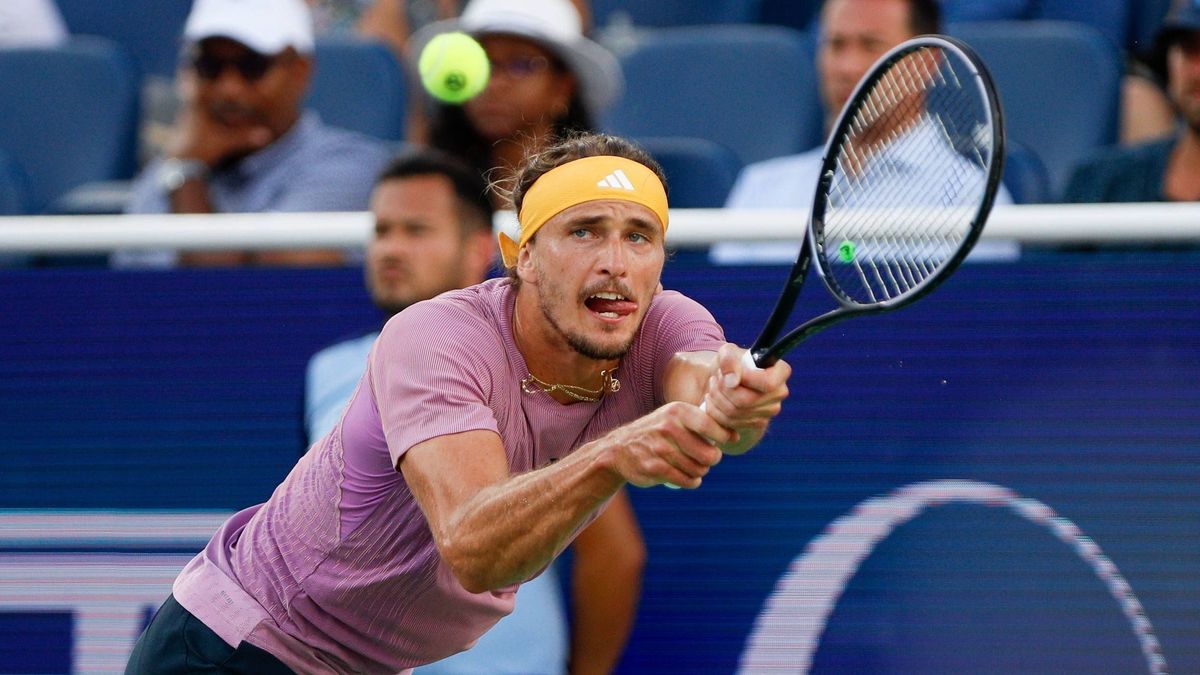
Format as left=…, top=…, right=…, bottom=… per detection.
left=643, top=289, right=718, bottom=330
left=380, top=278, right=511, bottom=343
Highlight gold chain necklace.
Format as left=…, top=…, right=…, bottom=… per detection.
left=521, top=369, right=621, bottom=402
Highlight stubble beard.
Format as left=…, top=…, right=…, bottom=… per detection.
left=537, top=281, right=636, bottom=361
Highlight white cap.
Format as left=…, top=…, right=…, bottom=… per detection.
left=184, top=0, right=315, bottom=55
left=412, top=0, right=623, bottom=116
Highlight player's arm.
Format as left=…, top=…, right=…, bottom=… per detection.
left=663, top=343, right=791, bottom=456
left=567, top=488, right=645, bottom=675
left=399, top=404, right=729, bottom=593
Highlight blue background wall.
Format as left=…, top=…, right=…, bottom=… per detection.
left=1, top=248, right=1197, bottom=673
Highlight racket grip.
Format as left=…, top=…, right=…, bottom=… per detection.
left=665, top=350, right=762, bottom=490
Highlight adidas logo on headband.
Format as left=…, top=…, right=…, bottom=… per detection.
left=597, top=169, right=635, bottom=191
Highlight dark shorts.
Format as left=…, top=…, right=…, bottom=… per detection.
left=124, top=595, right=295, bottom=674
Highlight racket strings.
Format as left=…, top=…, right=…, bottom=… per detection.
left=822, top=46, right=994, bottom=305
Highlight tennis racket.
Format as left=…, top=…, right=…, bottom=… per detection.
left=742, top=35, right=1005, bottom=370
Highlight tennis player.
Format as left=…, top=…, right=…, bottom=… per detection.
left=125, top=132, right=791, bottom=674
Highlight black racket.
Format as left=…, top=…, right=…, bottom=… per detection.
left=744, top=35, right=1005, bottom=370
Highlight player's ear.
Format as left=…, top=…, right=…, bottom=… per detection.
left=515, top=244, right=538, bottom=284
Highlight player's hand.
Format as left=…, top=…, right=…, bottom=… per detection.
left=600, top=402, right=730, bottom=489
left=167, top=93, right=273, bottom=168
left=702, top=343, right=790, bottom=455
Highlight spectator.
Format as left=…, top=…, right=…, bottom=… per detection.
left=0, top=0, right=67, bottom=48
left=121, top=0, right=390, bottom=267
left=726, top=0, right=1011, bottom=211
left=308, top=0, right=591, bottom=58
left=1063, top=1, right=1200, bottom=203
left=305, top=148, right=645, bottom=675
left=412, top=0, right=621, bottom=206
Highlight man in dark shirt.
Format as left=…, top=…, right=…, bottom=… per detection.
left=1063, top=1, right=1200, bottom=203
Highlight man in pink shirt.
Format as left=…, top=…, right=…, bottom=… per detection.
left=126, top=132, right=791, bottom=674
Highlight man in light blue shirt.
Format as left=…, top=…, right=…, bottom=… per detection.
left=306, top=148, right=647, bottom=674
left=122, top=0, right=389, bottom=267
left=727, top=0, right=1010, bottom=210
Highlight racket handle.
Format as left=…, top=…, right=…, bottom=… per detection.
left=665, top=350, right=762, bottom=489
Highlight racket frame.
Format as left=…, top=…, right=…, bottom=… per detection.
left=748, top=35, right=1006, bottom=367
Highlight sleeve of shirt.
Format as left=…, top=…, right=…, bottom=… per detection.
left=123, top=160, right=170, bottom=214
left=637, top=290, right=727, bottom=406
left=368, top=300, right=501, bottom=468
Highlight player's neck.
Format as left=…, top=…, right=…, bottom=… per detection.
left=512, top=287, right=619, bottom=404
left=1165, top=129, right=1200, bottom=201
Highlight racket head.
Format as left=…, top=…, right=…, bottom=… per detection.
left=808, top=35, right=1004, bottom=311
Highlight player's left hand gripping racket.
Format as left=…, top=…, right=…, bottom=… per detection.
left=742, top=34, right=1005, bottom=370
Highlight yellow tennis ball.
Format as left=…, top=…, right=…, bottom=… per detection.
left=419, top=32, right=490, bottom=104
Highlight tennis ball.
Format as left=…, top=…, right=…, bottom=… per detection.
left=837, top=240, right=857, bottom=262
left=419, top=32, right=490, bottom=104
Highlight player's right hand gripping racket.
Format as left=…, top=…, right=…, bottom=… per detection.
left=742, top=35, right=1005, bottom=370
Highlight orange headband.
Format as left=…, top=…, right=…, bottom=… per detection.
left=499, top=155, right=669, bottom=267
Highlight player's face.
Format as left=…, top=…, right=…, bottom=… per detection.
left=366, top=175, right=484, bottom=314
left=465, top=35, right=576, bottom=143
left=818, top=0, right=916, bottom=123
left=1167, top=33, right=1200, bottom=133
left=182, top=38, right=309, bottom=142
left=522, top=200, right=665, bottom=361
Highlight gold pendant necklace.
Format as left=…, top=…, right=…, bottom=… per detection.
left=521, top=368, right=620, bottom=402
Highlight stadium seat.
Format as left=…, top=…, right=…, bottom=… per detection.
left=603, top=25, right=823, bottom=167
left=756, top=0, right=824, bottom=32
left=0, top=38, right=140, bottom=214
left=948, top=21, right=1122, bottom=198
left=942, top=0, right=1129, bottom=51
left=307, top=39, right=408, bottom=142
left=1002, top=141, right=1052, bottom=204
left=635, top=136, right=743, bottom=208
left=592, top=0, right=762, bottom=29
left=0, top=150, right=27, bottom=216
left=54, top=0, right=191, bottom=79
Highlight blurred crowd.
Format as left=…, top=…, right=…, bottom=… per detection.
left=1, top=0, right=1197, bottom=241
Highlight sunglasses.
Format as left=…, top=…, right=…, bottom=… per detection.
left=489, top=55, right=556, bottom=79
left=188, top=50, right=281, bottom=82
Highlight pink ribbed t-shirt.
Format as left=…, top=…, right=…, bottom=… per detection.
left=172, top=278, right=726, bottom=674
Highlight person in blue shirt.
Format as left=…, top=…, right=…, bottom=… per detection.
left=123, top=0, right=390, bottom=267
left=305, top=148, right=646, bottom=675
left=726, top=0, right=1011, bottom=211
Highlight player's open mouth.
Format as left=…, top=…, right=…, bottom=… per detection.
left=584, top=292, right=637, bottom=320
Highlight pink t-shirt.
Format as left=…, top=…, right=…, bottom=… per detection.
left=172, top=278, right=726, bottom=674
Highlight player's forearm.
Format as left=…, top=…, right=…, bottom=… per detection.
left=438, top=442, right=625, bottom=593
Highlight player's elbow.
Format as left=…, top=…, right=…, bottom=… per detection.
left=439, top=536, right=502, bottom=594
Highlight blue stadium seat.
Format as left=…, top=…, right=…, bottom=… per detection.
left=0, top=150, right=27, bottom=216
left=54, top=0, right=191, bottom=79
left=1002, top=141, right=1052, bottom=204
left=0, top=38, right=140, bottom=214
left=756, top=0, right=824, bottom=32
left=943, top=0, right=1130, bottom=50
left=592, top=0, right=762, bottom=28
left=603, top=25, right=822, bottom=167
left=307, top=39, right=408, bottom=141
left=635, top=136, right=743, bottom=208
left=949, top=21, right=1122, bottom=198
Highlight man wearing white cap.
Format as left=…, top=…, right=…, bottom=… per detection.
left=123, top=0, right=389, bottom=266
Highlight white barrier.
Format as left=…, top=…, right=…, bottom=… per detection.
left=1, top=203, right=1199, bottom=253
